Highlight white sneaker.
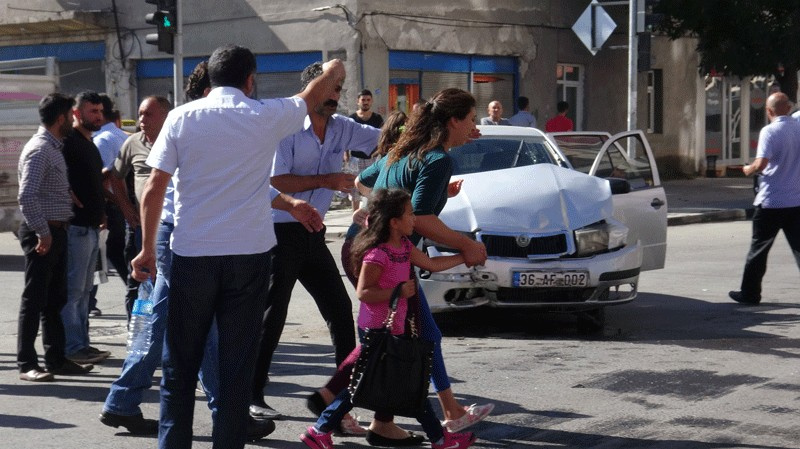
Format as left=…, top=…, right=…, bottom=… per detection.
left=441, top=403, right=494, bottom=432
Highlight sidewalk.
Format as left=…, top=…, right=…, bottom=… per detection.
left=323, top=176, right=757, bottom=239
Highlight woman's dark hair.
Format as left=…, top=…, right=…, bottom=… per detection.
left=375, top=110, right=407, bottom=157
left=349, top=189, right=412, bottom=278
left=387, top=88, right=475, bottom=165
left=185, top=61, right=210, bottom=101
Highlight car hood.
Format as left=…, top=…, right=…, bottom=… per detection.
left=442, top=164, right=613, bottom=234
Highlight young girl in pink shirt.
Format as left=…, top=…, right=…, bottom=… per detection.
left=301, top=188, right=477, bottom=449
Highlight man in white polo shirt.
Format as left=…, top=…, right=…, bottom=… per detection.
left=131, top=45, right=344, bottom=449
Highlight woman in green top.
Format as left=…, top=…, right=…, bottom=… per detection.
left=361, top=88, right=494, bottom=433
left=307, top=90, right=493, bottom=443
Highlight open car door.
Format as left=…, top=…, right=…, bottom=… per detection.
left=550, top=131, right=667, bottom=271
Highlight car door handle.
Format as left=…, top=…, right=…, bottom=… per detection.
left=651, top=198, right=666, bottom=209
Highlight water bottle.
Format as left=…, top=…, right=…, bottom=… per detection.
left=128, top=279, right=154, bottom=357
left=335, top=159, right=361, bottom=199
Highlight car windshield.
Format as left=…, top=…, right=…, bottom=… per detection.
left=449, top=137, right=558, bottom=175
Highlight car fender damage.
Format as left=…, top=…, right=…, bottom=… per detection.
left=424, top=161, right=644, bottom=313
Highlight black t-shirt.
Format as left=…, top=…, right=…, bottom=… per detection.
left=349, top=112, right=384, bottom=129
left=63, top=129, right=105, bottom=227
left=349, top=112, right=383, bottom=158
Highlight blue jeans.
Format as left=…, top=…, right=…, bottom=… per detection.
left=103, top=222, right=219, bottom=417
left=62, top=225, right=99, bottom=356
left=417, top=287, right=450, bottom=392
left=159, top=251, right=270, bottom=449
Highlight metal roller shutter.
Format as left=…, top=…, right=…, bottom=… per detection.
left=420, top=71, right=469, bottom=101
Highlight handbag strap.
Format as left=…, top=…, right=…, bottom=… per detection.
left=382, top=282, right=406, bottom=331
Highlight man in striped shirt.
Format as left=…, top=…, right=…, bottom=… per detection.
left=16, top=93, right=94, bottom=382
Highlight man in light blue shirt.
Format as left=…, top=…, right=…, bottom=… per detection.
left=93, top=95, right=129, bottom=169
left=507, top=96, right=537, bottom=128
left=730, top=92, right=800, bottom=305
left=91, top=94, right=131, bottom=317
left=250, top=62, right=380, bottom=422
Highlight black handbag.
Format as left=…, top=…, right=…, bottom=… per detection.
left=348, top=283, right=434, bottom=417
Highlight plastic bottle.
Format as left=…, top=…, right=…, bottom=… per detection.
left=127, top=279, right=154, bottom=357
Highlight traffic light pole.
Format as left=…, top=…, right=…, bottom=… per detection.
left=173, top=0, right=183, bottom=107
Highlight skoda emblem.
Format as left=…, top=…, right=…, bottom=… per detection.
left=515, top=234, right=531, bottom=247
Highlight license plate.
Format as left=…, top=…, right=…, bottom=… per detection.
left=512, top=271, right=589, bottom=287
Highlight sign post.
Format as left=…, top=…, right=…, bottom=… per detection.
left=573, top=0, right=640, bottom=132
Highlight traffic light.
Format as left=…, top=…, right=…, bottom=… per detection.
left=638, top=0, right=664, bottom=33
left=145, top=0, right=176, bottom=54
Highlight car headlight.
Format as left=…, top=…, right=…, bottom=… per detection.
left=573, top=221, right=628, bottom=257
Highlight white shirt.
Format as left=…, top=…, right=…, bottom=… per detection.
left=146, top=86, right=306, bottom=256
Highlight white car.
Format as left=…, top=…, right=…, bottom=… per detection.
left=419, top=126, right=667, bottom=332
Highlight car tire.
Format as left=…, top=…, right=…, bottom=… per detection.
left=576, top=307, right=605, bottom=335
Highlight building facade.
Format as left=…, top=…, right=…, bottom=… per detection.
left=0, top=0, right=766, bottom=177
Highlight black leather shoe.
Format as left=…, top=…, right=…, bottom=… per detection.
left=46, top=359, right=93, bottom=375
left=306, top=391, right=327, bottom=417
left=246, top=417, right=276, bottom=442
left=249, top=399, right=283, bottom=420
left=366, top=430, right=425, bottom=447
left=99, top=411, right=158, bottom=435
left=728, top=290, right=761, bottom=305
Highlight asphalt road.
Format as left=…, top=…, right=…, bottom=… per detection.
left=0, top=221, right=798, bottom=448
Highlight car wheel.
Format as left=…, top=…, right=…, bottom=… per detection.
left=576, top=307, right=605, bottom=334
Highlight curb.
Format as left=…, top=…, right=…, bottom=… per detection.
left=667, top=208, right=751, bottom=226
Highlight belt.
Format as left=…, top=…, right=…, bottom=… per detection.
left=47, top=220, right=70, bottom=229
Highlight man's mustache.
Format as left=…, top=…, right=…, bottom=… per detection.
left=323, top=100, right=338, bottom=108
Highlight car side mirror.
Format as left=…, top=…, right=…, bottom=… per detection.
left=607, top=177, right=631, bottom=195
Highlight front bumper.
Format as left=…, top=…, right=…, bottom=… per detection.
left=420, top=243, right=642, bottom=313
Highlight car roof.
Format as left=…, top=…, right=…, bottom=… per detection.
left=476, top=125, right=548, bottom=138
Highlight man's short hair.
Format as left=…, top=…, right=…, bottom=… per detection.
left=208, top=45, right=256, bottom=90
left=300, top=62, right=324, bottom=91
left=517, top=96, right=529, bottom=110
left=99, top=93, right=116, bottom=121
left=143, top=95, right=173, bottom=114
left=75, top=91, right=102, bottom=108
left=358, top=89, right=373, bottom=98
left=557, top=101, right=569, bottom=113
left=39, top=93, right=75, bottom=126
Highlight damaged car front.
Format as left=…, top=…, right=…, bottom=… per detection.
left=418, top=127, right=644, bottom=327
